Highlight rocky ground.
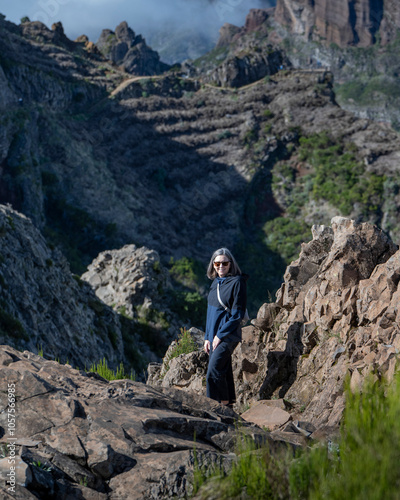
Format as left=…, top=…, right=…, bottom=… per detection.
left=0, top=345, right=277, bottom=499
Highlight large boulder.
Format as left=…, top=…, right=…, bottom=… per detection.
left=81, top=244, right=180, bottom=350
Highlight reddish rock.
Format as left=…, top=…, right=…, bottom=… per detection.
left=274, top=0, right=400, bottom=47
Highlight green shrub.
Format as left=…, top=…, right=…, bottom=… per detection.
left=193, top=429, right=289, bottom=499
left=169, top=256, right=206, bottom=289
left=170, top=290, right=206, bottom=328
left=289, top=372, right=400, bottom=500
left=298, top=133, right=385, bottom=216
left=89, top=358, right=136, bottom=381
left=164, top=327, right=198, bottom=373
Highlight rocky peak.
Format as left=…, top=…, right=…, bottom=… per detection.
left=245, top=8, right=274, bottom=32
left=114, top=21, right=136, bottom=45
left=216, top=8, right=273, bottom=47
left=20, top=20, right=76, bottom=51
left=96, top=21, right=170, bottom=75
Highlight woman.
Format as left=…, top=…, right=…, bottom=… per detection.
left=204, top=248, right=247, bottom=407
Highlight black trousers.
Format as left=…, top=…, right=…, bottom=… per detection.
left=206, top=340, right=239, bottom=404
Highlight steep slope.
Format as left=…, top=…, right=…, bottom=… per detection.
left=204, top=6, right=400, bottom=125
left=0, top=204, right=124, bottom=369
left=0, top=203, right=183, bottom=372
left=2, top=13, right=400, bottom=315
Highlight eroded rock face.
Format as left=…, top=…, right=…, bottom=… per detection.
left=274, top=0, right=397, bottom=47
left=82, top=244, right=171, bottom=319
left=239, top=217, right=399, bottom=429
left=153, top=217, right=400, bottom=432
left=0, top=345, right=268, bottom=499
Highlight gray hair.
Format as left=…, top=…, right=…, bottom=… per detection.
left=206, top=247, right=242, bottom=280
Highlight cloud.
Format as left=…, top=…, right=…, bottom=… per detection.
left=1, top=0, right=275, bottom=43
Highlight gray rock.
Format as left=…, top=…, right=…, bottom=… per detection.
left=0, top=344, right=271, bottom=499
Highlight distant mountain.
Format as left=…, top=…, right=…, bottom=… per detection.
left=141, top=0, right=276, bottom=63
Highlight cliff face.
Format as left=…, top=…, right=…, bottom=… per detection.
left=0, top=205, right=124, bottom=368
left=275, top=0, right=398, bottom=47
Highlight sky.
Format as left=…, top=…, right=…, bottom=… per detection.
left=0, top=0, right=275, bottom=44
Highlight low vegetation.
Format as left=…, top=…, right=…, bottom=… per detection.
left=89, top=357, right=136, bottom=381
left=163, top=327, right=198, bottom=374
left=298, top=133, right=385, bottom=216
left=193, top=372, right=400, bottom=500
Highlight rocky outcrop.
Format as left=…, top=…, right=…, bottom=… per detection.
left=150, top=217, right=400, bottom=432
left=238, top=217, right=399, bottom=429
left=0, top=345, right=269, bottom=499
left=0, top=204, right=168, bottom=373
left=82, top=245, right=179, bottom=349
left=205, top=8, right=286, bottom=87
left=96, top=21, right=170, bottom=75
left=203, top=45, right=286, bottom=87
left=216, top=8, right=274, bottom=48
left=274, top=0, right=400, bottom=47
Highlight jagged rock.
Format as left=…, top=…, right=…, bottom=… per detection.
left=147, top=328, right=208, bottom=393
left=216, top=23, right=242, bottom=48
left=203, top=45, right=285, bottom=88
left=216, top=9, right=274, bottom=48
left=155, top=217, right=400, bottom=433
left=81, top=244, right=182, bottom=354
left=0, top=457, right=32, bottom=489
left=0, top=345, right=273, bottom=499
left=82, top=244, right=170, bottom=317
left=96, top=21, right=170, bottom=75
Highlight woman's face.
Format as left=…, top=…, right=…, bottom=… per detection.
left=214, top=255, right=231, bottom=278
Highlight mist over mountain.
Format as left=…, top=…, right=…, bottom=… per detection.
left=2, top=0, right=276, bottom=62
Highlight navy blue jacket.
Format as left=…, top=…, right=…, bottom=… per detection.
left=205, top=274, right=247, bottom=343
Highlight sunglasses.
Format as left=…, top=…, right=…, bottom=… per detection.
left=214, top=261, right=231, bottom=267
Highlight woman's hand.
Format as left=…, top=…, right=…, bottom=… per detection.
left=204, top=340, right=210, bottom=354
left=212, top=336, right=221, bottom=351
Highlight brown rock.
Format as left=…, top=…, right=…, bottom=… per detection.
left=241, top=400, right=291, bottom=430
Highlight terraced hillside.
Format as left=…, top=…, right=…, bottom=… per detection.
left=2, top=16, right=400, bottom=315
